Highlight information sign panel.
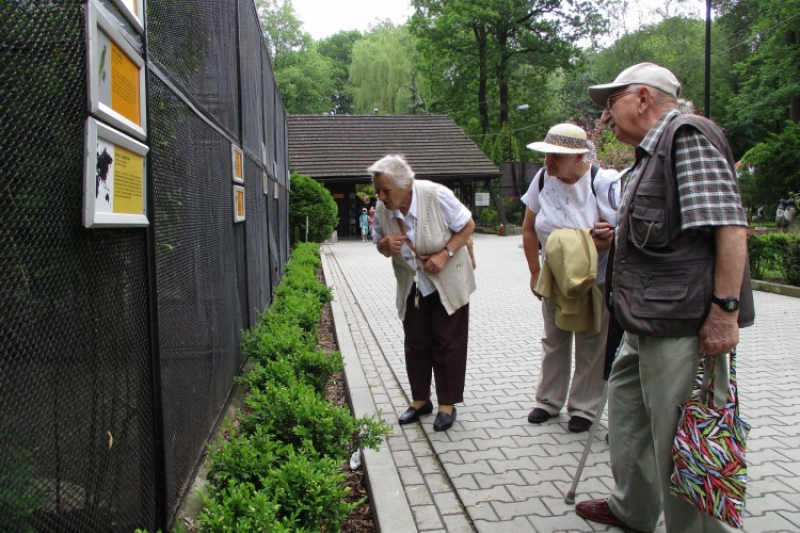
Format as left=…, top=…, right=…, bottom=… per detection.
left=84, top=118, right=149, bottom=228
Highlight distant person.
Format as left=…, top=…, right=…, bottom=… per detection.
left=521, top=123, right=621, bottom=433
left=368, top=206, right=376, bottom=238
left=575, top=62, right=754, bottom=533
left=370, top=154, right=476, bottom=432
left=358, top=208, right=370, bottom=242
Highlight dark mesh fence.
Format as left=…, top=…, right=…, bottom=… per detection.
left=1, top=0, right=290, bottom=531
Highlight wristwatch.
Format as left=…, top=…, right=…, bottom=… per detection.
left=444, top=246, right=454, bottom=258
left=711, top=295, right=739, bottom=312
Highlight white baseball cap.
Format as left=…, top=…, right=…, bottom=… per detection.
left=588, top=63, right=681, bottom=107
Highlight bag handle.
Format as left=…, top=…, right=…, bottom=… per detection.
left=693, top=349, right=740, bottom=412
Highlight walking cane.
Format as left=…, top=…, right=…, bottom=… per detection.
left=564, top=292, right=625, bottom=505
left=564, top=384, right=608, bottom=504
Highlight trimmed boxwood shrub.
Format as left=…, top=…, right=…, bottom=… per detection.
left=196, top=243, right=390, bottom=533
left=289, top=174, right=338, bottom=244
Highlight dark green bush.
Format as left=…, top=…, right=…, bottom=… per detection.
left=780, top=235, right=800, bottom=286
left=272, top=289, right=324, bottom=336
left=199, top=483, right=300, bottom=533
left=259, top=447, right=356, bottom=531
left=241, top=314, right=311, bottom=363
left=289, top=174, right=338, bottom=244
left=199, top=241, right=390, bottom=533
left=243, top=348, right=342, bottom=395
left=207, top=426, right=290, bottom=491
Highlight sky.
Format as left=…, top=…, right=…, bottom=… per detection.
left=292, top=0, right=415, bottom=40
left=290, top=0, right=703, bottom=42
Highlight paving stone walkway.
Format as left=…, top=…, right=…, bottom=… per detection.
left=322, top=233, right=800, bottom=533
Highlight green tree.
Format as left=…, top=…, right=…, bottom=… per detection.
left=412, top=0, right=603, bottom=132
left=740, top=121, right=800, bottom=209
left=349, top=23, right=428, bottom=114
left=317, top=30, right=363, bottom=114
left=256, top=0, right=304, bottom=61
left=273, top=36, right=336, bottom=114
left=289, top=174, right=338, bottom=243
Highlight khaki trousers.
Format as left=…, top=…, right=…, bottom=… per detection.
left=607, top=332, right=733, bottom=533
left=534, top=292, right=609, bottom=420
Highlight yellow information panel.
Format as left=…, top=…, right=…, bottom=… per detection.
left=112, top=146, right=144, bottom=214
left=85, top=118, right=149, bottom=228
left=88, top=4, right=146, bottom=140
left=233, top=185, right=246, bottom=223
left=110, top=41, right=141, bottom=126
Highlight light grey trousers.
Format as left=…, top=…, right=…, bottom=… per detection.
left=607, top=332, right=733, bottom=533
left=534, top=294, right=609, bottom=420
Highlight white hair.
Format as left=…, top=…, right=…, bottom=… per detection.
left=368, top=154, right=415, bottom=189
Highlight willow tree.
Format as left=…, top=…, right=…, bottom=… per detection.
left=349, top=23, right=429, bottom=114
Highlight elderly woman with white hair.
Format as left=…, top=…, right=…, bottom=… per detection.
left=370, top=154, right=476, bottom=432
left=522, top=124, right=621, bottom=433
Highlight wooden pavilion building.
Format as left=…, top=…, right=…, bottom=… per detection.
left=287, top=114, right=505, bottom=237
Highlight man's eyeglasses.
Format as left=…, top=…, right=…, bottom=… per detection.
left=606, top=90, right=638, bottom=109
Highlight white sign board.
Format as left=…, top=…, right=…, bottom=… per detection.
left=475, top=193, right=490, bottom=207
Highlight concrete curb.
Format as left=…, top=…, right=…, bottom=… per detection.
left=752, top=279, right=800, bottom=298
left=321, top=251, right=418, bottom=533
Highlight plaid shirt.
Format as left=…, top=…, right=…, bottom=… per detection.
left=621, top=109, right=747, bottom=230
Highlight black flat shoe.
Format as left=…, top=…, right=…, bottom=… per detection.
left=527, top=407, right=551, bottom=424
left=398, top=399, right=433, bottom=425
left=568, top=415, right=592, bottom=433
left=433, top=407, right=457, bottom=432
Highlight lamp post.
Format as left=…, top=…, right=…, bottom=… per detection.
left=704, top=0, right=711, bottom=117
left=509, top=104, right=529, bottom=198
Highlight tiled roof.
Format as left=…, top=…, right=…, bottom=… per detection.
left=287, top=114, right=499, bottom=181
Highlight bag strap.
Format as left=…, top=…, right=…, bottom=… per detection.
left=538, top=164, right=599, bottom=195
left=693, top=349, right=740, bottom=412
left=396, top=222, right=427, bottom=262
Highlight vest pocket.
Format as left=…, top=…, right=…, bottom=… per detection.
left=628, top=204, right=668, bottom=248
left=630, top=264, right=705, bottom=320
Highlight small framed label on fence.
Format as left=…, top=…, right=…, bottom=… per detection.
left=86, top=3, right=147, bottom=140
left=109, top=0, right=144, bottom=34
left=231, top=144, right=244, bottom=184
left=84, top=118, right=149, bottom=228
left=233, top=185, right=246, bottom=223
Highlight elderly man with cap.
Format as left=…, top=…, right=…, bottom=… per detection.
left=574, top=64, right=755, bottom=532
left=521, top=123, right=621, bottom=434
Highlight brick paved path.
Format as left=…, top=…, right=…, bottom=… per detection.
left=323, top=234, right=800, bottom=533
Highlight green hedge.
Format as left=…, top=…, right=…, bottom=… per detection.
left=748, top=232, right=800, bottom=286
left=195, top=243, right=390, bottom=533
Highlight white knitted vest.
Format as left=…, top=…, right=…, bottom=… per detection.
left=376, top=180, right=476, bottom=320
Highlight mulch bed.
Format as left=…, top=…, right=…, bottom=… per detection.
left=318, top=289, right=375, bottom=533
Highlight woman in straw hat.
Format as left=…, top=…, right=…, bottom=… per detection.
left=521, top=123, right=621, bottom=433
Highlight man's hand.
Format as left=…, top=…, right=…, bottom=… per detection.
left=530, top=270, right=542, bottom=300
left=379, top=233, right=407, bottom=256
left=424, top=249, right=449, bottom=275
left=698, top=305, right=739, bottom=355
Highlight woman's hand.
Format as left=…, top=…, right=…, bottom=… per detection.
left=592, top=221, right=614, bottom=240
left=379, top=233, right=407, bottom=256
left=424, top=249, right=449, bottom=275
left=530, top=270, right=542, bottom=301
left=591, top=221, right=614, bottom=251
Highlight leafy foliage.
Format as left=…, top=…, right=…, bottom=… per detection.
left=289, top=173, right=338, bottom=243
left=197, top=244, right=391, bottom=533
left=740, top=121, right=800, bottom=208
left=349, top=23, right=428, bottom=114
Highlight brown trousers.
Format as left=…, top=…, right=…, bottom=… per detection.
left=402, top=286, right=469, bottom=405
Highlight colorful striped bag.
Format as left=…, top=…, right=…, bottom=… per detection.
left=670, top=350, right=750, bottom=528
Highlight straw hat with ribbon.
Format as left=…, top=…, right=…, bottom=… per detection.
left=527, top=124, right=592, bottom=155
